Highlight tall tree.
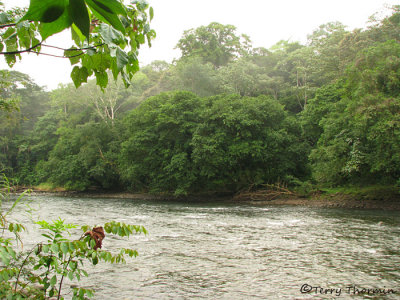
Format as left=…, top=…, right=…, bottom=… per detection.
left=175, top=22, right=251, bottom=68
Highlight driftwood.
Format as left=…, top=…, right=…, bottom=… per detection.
left=233, top=183, right=296, bottom=201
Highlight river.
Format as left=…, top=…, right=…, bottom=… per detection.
left=7, top=195, right=400, bottom=299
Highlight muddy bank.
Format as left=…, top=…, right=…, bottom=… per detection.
left=25, top=189, right=400, bottom=210
left=247, top=196, right=400, bottom=210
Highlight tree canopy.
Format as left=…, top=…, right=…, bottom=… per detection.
left=175, top=22, right=251, bottom=68
left=1, top=5, right=400, bottom=194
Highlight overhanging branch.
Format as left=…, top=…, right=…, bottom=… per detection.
left=0, top=43, right=105, bottom=58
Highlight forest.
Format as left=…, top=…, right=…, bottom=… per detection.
left=1, top=6, right=399, bottom=196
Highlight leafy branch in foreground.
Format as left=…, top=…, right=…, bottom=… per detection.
left=0, top=0, right=155, bottom=89
left=0, top=173, right=147, bottom=299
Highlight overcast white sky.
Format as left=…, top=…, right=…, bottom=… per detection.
left=1, top=0, right=398, bottom=90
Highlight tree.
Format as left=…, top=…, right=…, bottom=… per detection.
left=172, top=56, right=219, bottom=97
left=310, top=41, right=400, bottom=185
left=175, top=22, right=251, bottom=68
left=119, top=91, right=202, bottom=194
left=0, top=0, right=155, bottom=89
left=191, top=94, right=308, bottom=191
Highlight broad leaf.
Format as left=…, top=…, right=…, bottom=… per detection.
left=95, top=71, right=108, bottom=89
left=50, top=275, right=57, bottom=287
left=65, top=47, right=83, bottom=65
left=21, top=0, right=68, bottom=23
left=68, top=0, right=90, bottom=40
left=149, top=7, right=154, bottom=21
left=99, top=23, right=124, bottom=45
left=40, top=7, right=72, bottom=40
left=116, top=47, right=129, bottom=71
left=85, top=0, right=125, bottom=33
left=71, top=23, right=86, bottom=44
left=71, top=65, right=90, bottom=88
left=91, top=0, right=126, bottom=15
left=60, top=242, right=69, bottom=254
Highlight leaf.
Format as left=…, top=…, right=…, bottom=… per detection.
left=111, top=60, right=119, bottom=80
left=17, top=27, right=31, bottom=49
left=50, top=275, right=57, bottom=287
left=0, top=12, right=9, bottom=24
left=50, top=243, right=59, bottom=253
left=5, top=54, right=16, bottom=67
left=91, top=0, right=126, bottom=15
left=60, top=242, right=69, bottom=254
left=21, top=0, right=68, bottom=23
left=121, top=71, right=131, bottom=88
left=65, top=47, right=83, bottom=65
left=95, top=71, right=108, bottom=89
left=68, top=271, right=74, bottom=281
left=40, top=7, right=72, bottom=40
left=71, top=66, right=90, bottom=88
left=99, top=23, right=125, bottom=45
left=149, top=7, right=154, bottom=21
left=68, top=0, right=90, bottom=40
left=137, top=0, right=148, bottom=11
left=116, top=47, right=129, bottom=71
left=71, top=23, right=85, bottom=44
left=85, top=0, right=125, bottom=33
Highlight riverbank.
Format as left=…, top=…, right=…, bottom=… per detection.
left=22, top=185, right=400, bottom=210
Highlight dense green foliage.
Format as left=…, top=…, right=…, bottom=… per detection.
left=119, top=92, right=307, bottom=194
left=0, top=0, right=155, bottom=88
left=1, top=6, right=400, bottom=193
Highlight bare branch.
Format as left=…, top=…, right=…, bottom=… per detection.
left=0, top=23, right=17, bottom=29
left=0, top=42, right=42, bottom=55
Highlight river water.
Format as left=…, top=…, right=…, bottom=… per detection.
left=7, top=195, right=400, bottom=299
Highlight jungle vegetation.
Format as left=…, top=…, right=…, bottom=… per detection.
left=1, top=6, right=400, bottom=196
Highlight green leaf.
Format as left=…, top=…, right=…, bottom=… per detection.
left=3, top=27, right=16, bottom=39
left=50, top=275, right=57, bottom=287
left=99, top=23, right=124, bottom=45
left=137, top=0, right=148, bottom=11
left=71, top=23, right=85, bottom=44
left=68, top=271, right=74, bottom=281
left=17, top=27, right=31, bottom=49
left=91, top=0, right=126, bottom=15
left=149, top=7, right=154, bottom=21
left=60, top=242, right=69, bottom=254
left=40, top=7, right=72, bottom=40
left=21, top=0, right=68, bottom=23
left=68, top=0, right=90, bottom=40
left=42, top=244, right=50, bottom=253
left=0, top=12, right=9, bottom=24
left=5, top=54, right=17, bottom=67
left=95, top=71, right=108, bottom=89
left=65, top=47, right=83, bottom=65
left=116, top=47, right=129, bottom=71
left=50, top=243, right=59, bottom=253
left=71, top=66, right=90, bottom=88
left=85, top=0, right=125, bottom=33
left=111, top=60, right=119, bottom=80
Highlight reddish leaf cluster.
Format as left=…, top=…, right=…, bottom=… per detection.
left=85, top=226, right=105, bottom=250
